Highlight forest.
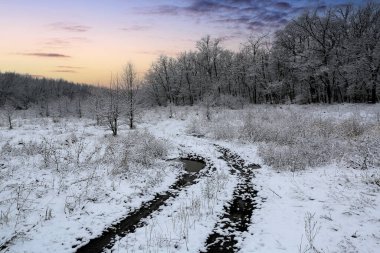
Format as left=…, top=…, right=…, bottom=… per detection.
left=1, top=2, right=379, bottom=116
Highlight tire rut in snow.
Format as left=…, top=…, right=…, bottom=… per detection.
left=75, top=154, right=212, bottom=253
left=201, top=145, right=260, bottom=253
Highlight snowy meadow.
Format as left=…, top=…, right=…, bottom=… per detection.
left=0, top=104, right=379, bottom=253
left=2, top=1, right=380, bottom=252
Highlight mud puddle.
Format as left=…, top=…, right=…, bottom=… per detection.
left=179, top=157, right=206, bottom=173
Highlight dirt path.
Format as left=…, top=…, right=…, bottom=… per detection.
left=75, top=144, right=259, bottom=253
left=75, top=154, right=211, bottom=253
left=201, top=145, right=259, bottom=253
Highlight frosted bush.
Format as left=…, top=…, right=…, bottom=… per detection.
left=0, top=142, right=12, bottom=154
left=344, top=130, right=380, bottom=170
left=238, top=110, right=308, bottom=145
left=259, top=138, right=346, bottom=171
left=0, top=140, right=42, bottom=157
left=123, top=131, right=168, bottom=167
left=186, top=111, right=219, bottom=138
left=258, top=142, right=308, bottom=171
left=339, top=116, right=366, bottom=137
left=211, top=121, right=236, bottom=140
left=186, top=116, right=206, bottom=137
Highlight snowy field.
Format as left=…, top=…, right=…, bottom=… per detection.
left=0, top=104, right=379, bottom=253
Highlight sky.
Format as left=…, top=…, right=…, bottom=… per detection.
left=0, top=0, right=369, bottom=85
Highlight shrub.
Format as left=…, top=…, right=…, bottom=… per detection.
left=339, top=116, right=366, bottom=137
left=186, top=116, right=206, bottom=137
left=211, top=121, right=236, bottom=140
left=123, top=131, right=168, bottom=167
left=344, top=130, right=380, bottom=170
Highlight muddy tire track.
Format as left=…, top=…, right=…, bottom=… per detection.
left=75, top=154, right=212, bottom=253
left=201, top=145, right=260, bottom=253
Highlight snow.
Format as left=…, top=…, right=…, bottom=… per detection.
left=0, top=117, right=180, bottom=253
left=1, top=104, right=379, bottom=253
left=240, top=164, right=380, bottom=253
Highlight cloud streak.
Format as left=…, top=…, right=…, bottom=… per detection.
left=52, top=70, right=77, bottom=73
left=20, top=52, right=71, bottom=58
left=122, top=25, right=151, bottom=31
left=44, top=38, right=71, bottom=48
left=48, top=22, right=91, bottom=32
left=43, top=37, right=90, bottom=50
left=57, top=65, right=83, bottom=69
left=137, top=49, right=179, bottom=57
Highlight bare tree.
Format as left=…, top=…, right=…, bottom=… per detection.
left=106, top=76, right=120, bottom=136
left=122, top=62, right=138, bottom=129
left=3, top=100, right=15, bottom=130
left=90, top=84, right=104, bottom=125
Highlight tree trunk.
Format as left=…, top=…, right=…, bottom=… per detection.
left=370, top=72, right=378, bottom=103
left=113, top=118, right=117, bottom=136
left=8, top=115, right=12, bottom=130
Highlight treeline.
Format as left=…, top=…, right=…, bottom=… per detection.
left=0, top=72, right=94, bottom=116
left=145, top=3, right=380, bottom=105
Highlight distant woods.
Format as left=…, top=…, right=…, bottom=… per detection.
left=145, top=3, right=380, bottom=105
left=0, top=72, right=93, bottom=117
left=0, top=3, right=379, bottom=118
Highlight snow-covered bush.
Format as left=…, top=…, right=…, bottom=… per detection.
left=1, top=140, right=45, bottom=158
left=258, top=138, right=346, bottom=171
left=186, top=115, right=207, bottom=137
left=339, top=116, right=367, bottom=137
left=121, top=130, right=168, bottom=168
left=212, top=120, right=236, bottom=140
left=363, top=171, right=380, bottom=187
left=258, top=143, right=308, bottom=171
left=344, top=129, right=380, bottom=170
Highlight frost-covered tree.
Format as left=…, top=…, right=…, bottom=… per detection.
left=106, top=76, right=120, bottom=136
left=3, top=100, right=15, bottom=129
left=122, top=63, right=138, bottom=129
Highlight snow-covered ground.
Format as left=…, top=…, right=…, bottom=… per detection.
left=1, top=104, right=379, bottom=252
left=0, top=117, right=180, bottom=252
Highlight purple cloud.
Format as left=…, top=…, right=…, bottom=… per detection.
left=137, top=0, right=292, bottom=33
left=136, top=0, right=357, bottom=34
left=274, top=2, right=292, bottom=10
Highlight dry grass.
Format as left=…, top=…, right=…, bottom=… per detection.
left=188, top=105, right=380, bottom=171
